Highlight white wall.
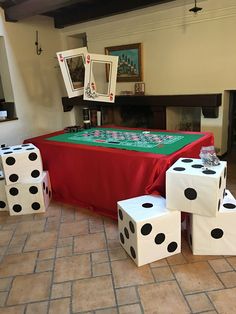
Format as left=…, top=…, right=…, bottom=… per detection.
left=0, top=10, right=73, bottom=146
left=0, top=0, right=235, bottom=153
left=59, top=0, right=236, bottom=154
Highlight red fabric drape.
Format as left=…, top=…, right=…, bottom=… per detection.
left=24, top=129, right=214, bottom=220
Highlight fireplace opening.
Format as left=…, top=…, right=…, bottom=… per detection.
left=167, top=107, right=201, bottom=132
left=114, top=105, right=152, bottom=128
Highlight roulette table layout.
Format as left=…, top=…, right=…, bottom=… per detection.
left=47, top=127, right=204, bottom=155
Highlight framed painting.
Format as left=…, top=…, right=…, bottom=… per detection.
left=56, top=47, right=88, bottom=98
left=83, top=53, right=118, bottom=103
left=105, top=43, right=142, bottom=82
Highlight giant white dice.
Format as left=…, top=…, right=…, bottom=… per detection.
left=117, top=195, right=181, bottom=266
left=0, top=171, right=9, bottom=211
left=0, top=143, right=43, bottom=185
left=166, top=158, right=227, bottom=217
left=186, top=189, right=236, bottom=255
left=5, top=171, right=52, bottom=216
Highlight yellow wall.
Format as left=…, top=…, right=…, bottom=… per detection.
left=0, top=11, right=73, bottom=145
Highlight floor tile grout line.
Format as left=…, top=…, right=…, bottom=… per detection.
left=45, top=203, right=64, bottom=314
left=103, top=217, right=121, bottom=313
left=1, top=217, right=29, bottom=308
left=207, top=258, right=228, bottom=291
left=167, top=262, right=194, bottom=313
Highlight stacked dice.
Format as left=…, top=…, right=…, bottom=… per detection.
left=118, top=195, right=181, bottom=266
left=166, top=157, right=236, bottom=255
left=0, top=143, right=52, bottom=216
left=117, top=156, right=236, bottom=266
left=0, top=170, right=9, bottom=212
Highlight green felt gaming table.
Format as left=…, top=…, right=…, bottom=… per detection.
left=47, top=127, right=204, bottom=155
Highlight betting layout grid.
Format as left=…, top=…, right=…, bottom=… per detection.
left=68, top=128, right=184, bottom=148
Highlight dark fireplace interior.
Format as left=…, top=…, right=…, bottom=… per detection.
left=61, top=94, right=221, bottom=131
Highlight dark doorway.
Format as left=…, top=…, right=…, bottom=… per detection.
left=228, top=91, right=236, bottom=152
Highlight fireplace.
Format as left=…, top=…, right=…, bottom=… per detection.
left=61, top=93, right=221, bottom=131
left=166, top=107, right=201, bottom=132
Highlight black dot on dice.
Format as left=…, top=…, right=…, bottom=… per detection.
left=181, top=159, right=193, bottom=163
left=224, top=190, right=227, bottom=197
left=219, top=177, right=222, bottom=189
left=130, top=246, right=136, bottom=259
left=21, top=144, right=30, bottom=147
left=26, top=148, right=35, bottom=151
left=31, top=170, right=40, bottom=178
left=9, top=174, right=19, bottom=183
left=142, top=203, right=153, bottom=208
left=184, top=188, right=197, bottom=200
left=3, top=151, right=13, bottom=154
left=13, top=204, right=22, bottom=212
left=211, top=228, right=224, bottom=239
left=0, top=201, right=6, bottom=208
left=29, top=186, right=38, bottom=194
left=124, top=227, right=129, bottom=239
left=202, top=169, right=216, bottom=175
left=6, top=157, right=16, bottom=166
left=9, top=187, right=19, bottom=196
left=0, top=177, right=4, bottom=181
left=173, top=167, right=185, bottom=171
left=167, top=242, right=178, bottom=252
left=223, top=203, right=236, bottom=209
left=1, top=147, right=10, bottom=150
left=141, top=223, right=152, bottom=235
left=32, top=202, right=40, bottom=210
left=13, top=147, right=22, bottom=151
left=28, top=152, right=38, bottom=161
left=155, top=233, right=165, bottom=244
left=120, top=233, right=124, bottom=244
left=43, top=182, right=46, bottom=190
left=192, top=164, right=203, bottom=169
left=46, top=187, right=49, bottom=194
left=129, top=221, right=135, bottom=233
left=118, top=209, right=123, bottom=220
left=224, top=167, right=227, bottom=178
left=218, top=199, right=221, bottom=211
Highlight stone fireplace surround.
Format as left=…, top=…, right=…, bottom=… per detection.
left=62, top=94, right=221, bottom=131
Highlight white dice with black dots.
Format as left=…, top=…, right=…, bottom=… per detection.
left=0, top=171, right=8, bottom=211
left=0, top=143, right=43, bottom=185
left=117, top=194, right=181, bottom=266
left=5, top=171, right=52, bottom=216
left=166, top=157, right=227, bottom=217
left=186, top=189, right=236, bottom=255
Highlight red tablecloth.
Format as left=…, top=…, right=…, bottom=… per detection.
left=24, top=129, right=213, bottom=220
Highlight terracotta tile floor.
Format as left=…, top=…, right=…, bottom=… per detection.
left=0, top=151, right=235, bottom=314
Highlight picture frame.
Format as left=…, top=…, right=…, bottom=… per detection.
left=105, top=43, right=142, bottom=82
left=56, top=47, right=88, bottom=98
left=83, top=53, right=118, bottom=103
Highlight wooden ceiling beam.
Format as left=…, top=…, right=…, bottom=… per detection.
left=53, top=0, right=175, bottom=28
left=3, top=0, right=86, bottom=21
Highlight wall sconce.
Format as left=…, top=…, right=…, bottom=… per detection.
left=35, top=30, right=43, bottom=55
left=189, top=0, right=202, bottom=13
